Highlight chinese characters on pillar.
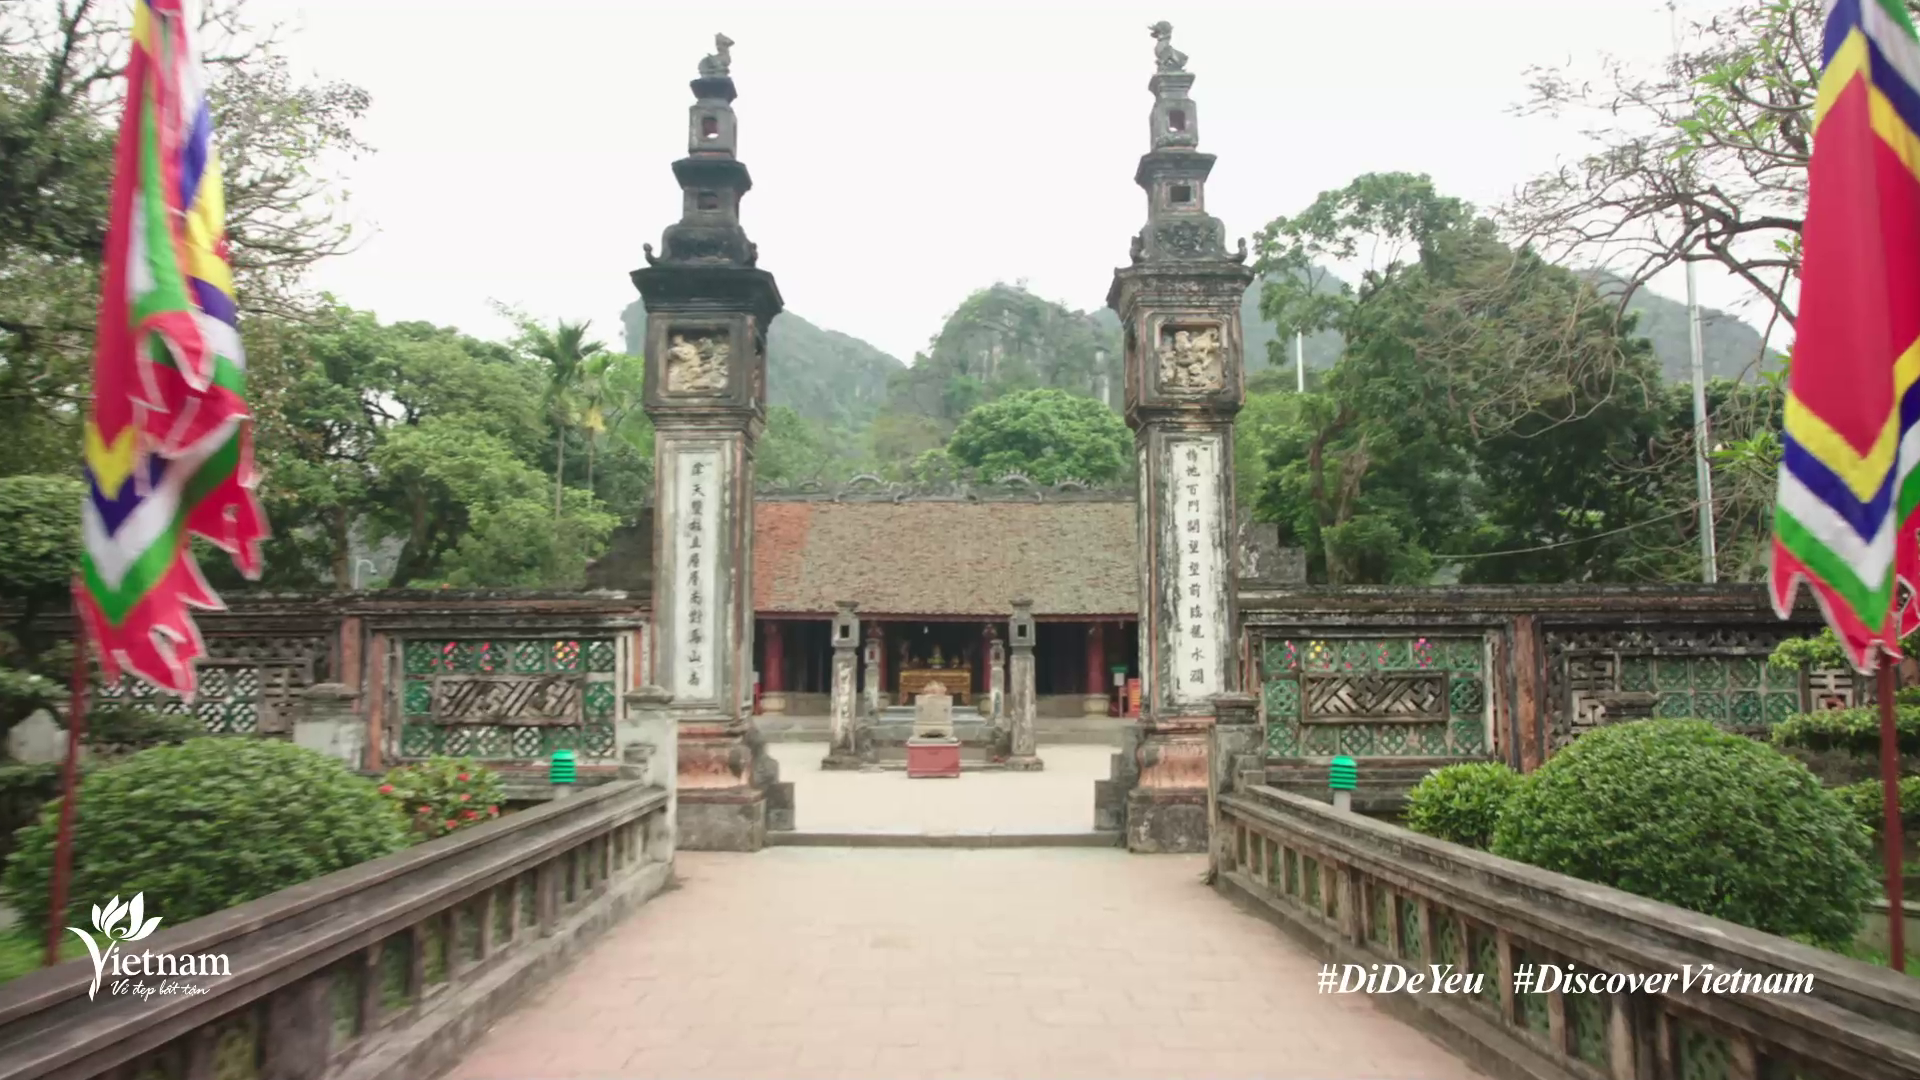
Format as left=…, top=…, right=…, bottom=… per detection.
left=1166, top=436, right=1222, bottom=707
left=673, top=448, right=721, bottom=700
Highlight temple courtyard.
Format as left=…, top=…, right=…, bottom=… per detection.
left=764, top=741, right=1113, bottom=835
left=447, top=847, right=1486, bottom=1080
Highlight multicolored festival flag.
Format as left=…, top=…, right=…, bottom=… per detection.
left=1770, top=0, right=1920, bottom=673
left=77, top=0, right=266, bottom=696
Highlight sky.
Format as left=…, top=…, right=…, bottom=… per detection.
left=243, top=0, right=1769, bottom=363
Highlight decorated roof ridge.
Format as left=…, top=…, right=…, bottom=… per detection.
left=751, top=473, right=1137, bottom=501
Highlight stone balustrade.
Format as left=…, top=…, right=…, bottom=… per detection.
left=0, top=779, right=671, bottom=1080
left=1213, top=778, right=1920, bottom=1080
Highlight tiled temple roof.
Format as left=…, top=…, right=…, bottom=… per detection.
left=753, top=499, right=1138, bottom=617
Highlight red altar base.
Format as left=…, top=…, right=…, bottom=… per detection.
left=906, top=739, right=962, bottom=779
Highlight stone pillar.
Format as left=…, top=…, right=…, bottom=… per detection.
left=621, top=686, right=678, bottom=861
left=1103, top=26, right=1253, bottom=853
left=760, top=619, right=787, bottom=715
left=1006, top=600, right=1043, bottom=771
left=1206, top=692, right=1261, bottom=879
left=293, top=683, right=364, bottom=768
left=861, top=625, right=884, bottom=720
left=632, top=39, right=790, bottom=851
left=987, top=628, right=1006, bottom=727
left=824, top=601, right=867, bottom=769
left=1082, top=623, right=1108, bottom=716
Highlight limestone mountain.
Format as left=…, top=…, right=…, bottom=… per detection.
left=881, top=283, right=1123, bottom=428
left=620, top=301, right=905, bottom=432
left=1589, top=272, right=1783, bottom=382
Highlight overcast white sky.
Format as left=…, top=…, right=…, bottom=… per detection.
left=243, top=0, right=1764, bottom=362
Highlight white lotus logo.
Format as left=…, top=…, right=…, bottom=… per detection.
left=69, top=893, right=163, bottom=999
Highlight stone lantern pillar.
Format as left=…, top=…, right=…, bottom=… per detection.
left=631, top=32, right=790, bottom=851
left=861, top=624, right=884, bottom=721
left=987, top=628, right=1007, bottom=730
left=823, top=601, right=866, bottom=769
left=1103, top=22, right=1253, bottom=852
left=1006, top=600, right=1042, bottom=771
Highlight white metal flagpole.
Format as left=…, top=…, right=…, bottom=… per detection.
left=1686, top=261, right=1718, bottom=583
left=1295, top=331, right=1305, bottom=393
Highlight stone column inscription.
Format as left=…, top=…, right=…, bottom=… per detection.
left=668, top=447, right=721, bottom=702
left=1164, top=434, right=1227, bottom=710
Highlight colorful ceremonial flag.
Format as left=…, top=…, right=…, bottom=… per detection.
left=76, top=0, right=266, bottom=696
left=1770, top=0, right=1920, bottom=674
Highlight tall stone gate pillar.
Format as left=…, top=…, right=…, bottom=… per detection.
left=1106, top=22, right=1253, bottom=853
left=632, top=33, right=790, bottom=851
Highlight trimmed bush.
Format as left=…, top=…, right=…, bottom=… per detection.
left=3, top=738, right=409, bottom=940
left=1772, top=706, right=1920, bottom=758
left=1404, top=762, right=1520, bottom=850
left=1491, top=719, right=1876, bottom=948
left=378, top=757, right=506, bottom=841
left=1831, top=776, right=1920, bottom=834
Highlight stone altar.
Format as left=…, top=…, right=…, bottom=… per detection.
left=899, top=667, right=973, bottom=705
left=906, top=681, right=961, bottom=778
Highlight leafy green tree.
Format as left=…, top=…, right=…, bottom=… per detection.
left=943, top=388, right=1129, bottom=486
left=758, top=406, right=842, bottom=486
left=508, top=315, right=606, bottom=518
left=1248, top=173, right=1671, bottom=583
left=1, top=0, right=370, bottom=480
left=241, top=306, right=548, bottom=589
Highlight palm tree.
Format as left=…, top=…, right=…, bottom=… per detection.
left=519, top=318, right=606, bottom=517
left=575, top=352, right=640, bottom=498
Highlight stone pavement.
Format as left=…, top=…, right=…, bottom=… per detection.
left=449, top=849, right=1486, bottom=1080
left=767, top=742, right=1112, bottom=833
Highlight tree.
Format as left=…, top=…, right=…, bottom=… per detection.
left=758, top=406, right=843, bottom=486
left=1248, top=173, right=1671, bottom=583
left=1498, top=0, right=1847, bottom=337
left=507, top=315, right=606, bottom=518
left=240, top=305, right=549, bottom=589
left=1, top=0, right=370, bottom=491
left=943, top=388, right=1129, bottom=486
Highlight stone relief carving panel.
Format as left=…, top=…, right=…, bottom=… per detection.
left=1157, top=324, right=1224, bottom=393
left=664, top=332, right=730, bottom=394
left=1154, top=220, right=1221, bottom=259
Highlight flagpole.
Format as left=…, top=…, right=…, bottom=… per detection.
left=1686, top=262, right=1718, bottom=583
left=1295, top=331, right=1305, bottom=393
left=1879, top=652, right=1908, bottom=972
left=44, top=615, right=89, bottom=967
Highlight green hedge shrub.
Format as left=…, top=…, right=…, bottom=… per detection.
left=1491, top=719, right=1876, bottom=948
left=378, top=757, right=507, bottom=841
left=3, top=738, right=409, bottom=940
left=1771, top=706, right=1920, bottom=758
left=1404, top=762, right=1520, bottom=850
left=1830, top=776, right=1920, bottom=833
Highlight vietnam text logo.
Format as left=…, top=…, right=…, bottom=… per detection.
left=68, top=893, right=228, bottom=1000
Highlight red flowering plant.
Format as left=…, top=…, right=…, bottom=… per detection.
left=377, top=756, right=507, bottom=842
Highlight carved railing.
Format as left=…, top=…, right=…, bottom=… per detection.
left=1214, top=780, right=1920, bottom=1080
left=0, top=780, right=672, bottom=1080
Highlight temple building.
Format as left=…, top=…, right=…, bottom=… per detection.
left=585, top=485, right=1297, bottom=725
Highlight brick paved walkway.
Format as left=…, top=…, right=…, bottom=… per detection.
left=449, top=849, right=1485, bottom=1080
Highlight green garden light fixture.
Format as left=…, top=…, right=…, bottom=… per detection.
left=1329, top=755, right=1356, bottom=813
left=549, top=749, right=577, bottom=797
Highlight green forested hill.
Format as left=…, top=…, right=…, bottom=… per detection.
left=616, top=268, right=1778, bottom=483
left=620, top=301, right=905, bottom=433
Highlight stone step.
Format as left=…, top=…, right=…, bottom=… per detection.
left=768, top=829, right=1122, bottom=849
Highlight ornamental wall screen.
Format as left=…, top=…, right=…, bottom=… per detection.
left=97, top=634, right=329, bottom=737
left=394, top=637, right=630, bottom=762
left=1257, top=635, right=1491, bottom=758
left=1544, top=625, right=1861, bottom=753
